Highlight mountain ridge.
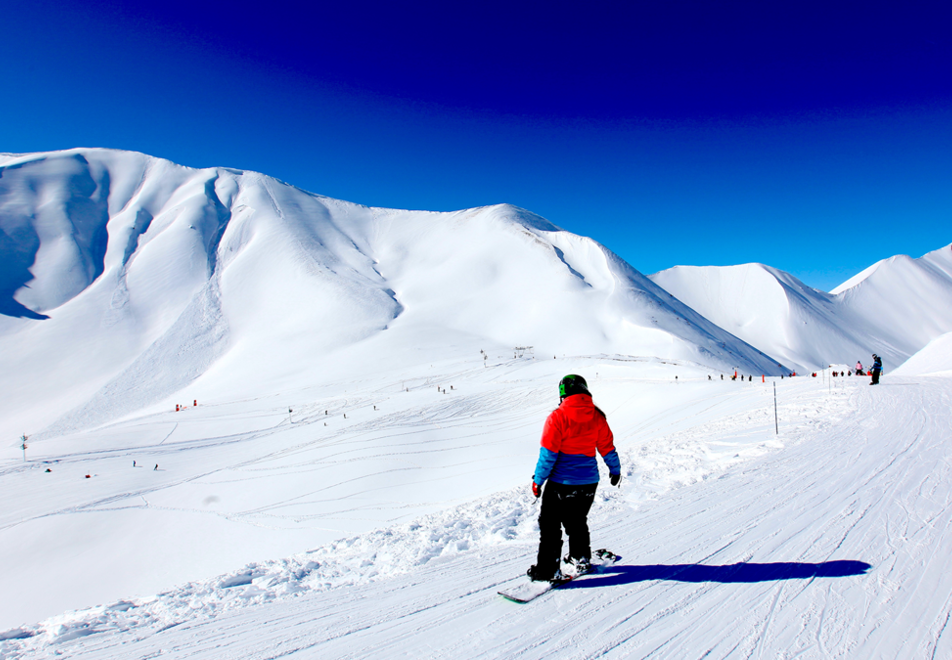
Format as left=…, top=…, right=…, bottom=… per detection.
left=1, top=148, right=782, bottom=440
left=650, top=244, right=952, bottom=373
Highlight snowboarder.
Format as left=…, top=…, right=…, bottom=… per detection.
left=870, top=354, right=883, bottom=385
left=527, top=375, right=622, bottom=582
left=856, top=360, right=863, bottom=374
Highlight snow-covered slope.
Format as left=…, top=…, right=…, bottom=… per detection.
left=649, top=264, right=849, bottom=372
left=893, top=331, right=952, bottom=377
left=831, top=244, right=952, bottom=361
left=3, top=368, right=951, bottom=659
left=3, top=148, right=952, bottom=658
left=0, top=148, right=781, bottom=441
left=649, top=247, right=952, bottom=373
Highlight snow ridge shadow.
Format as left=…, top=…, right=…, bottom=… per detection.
left=566, top=560, right=871, bottom=588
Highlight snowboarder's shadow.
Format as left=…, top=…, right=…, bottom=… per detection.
left=566, top=560, right=871, bottom=588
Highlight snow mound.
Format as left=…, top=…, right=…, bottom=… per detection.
left=893, top=331, right=952, bottom=377
left=0, top=486, right=541, bottom=652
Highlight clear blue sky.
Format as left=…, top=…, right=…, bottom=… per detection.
left=3, top=0, right=950, bottom=291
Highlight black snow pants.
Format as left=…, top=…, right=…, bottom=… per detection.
left=535, top=481, right=598, bottom=575
left=871, top=369, right=881, bottom=385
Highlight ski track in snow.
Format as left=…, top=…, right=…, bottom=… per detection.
left=3, top=372, right=952, bottom=659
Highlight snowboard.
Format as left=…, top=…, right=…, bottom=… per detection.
left=498, top=549, right=619, bottom=603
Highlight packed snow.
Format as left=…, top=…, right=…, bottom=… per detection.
left=3, top=361, right=951, bottom=658
left=2, top=148, right=951, bottom=658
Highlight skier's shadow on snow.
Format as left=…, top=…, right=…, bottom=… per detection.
left=566, top=560, right=871, bottom=588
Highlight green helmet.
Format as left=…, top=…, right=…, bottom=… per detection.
left=559, top=374, right=591, bottom=400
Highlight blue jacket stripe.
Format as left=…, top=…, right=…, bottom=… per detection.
left=534, top=449, right=620, bottom=486
left=533, top=447, right=559, bottom=485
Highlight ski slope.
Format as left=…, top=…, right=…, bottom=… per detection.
left=3, top=361, right=951, bottom=659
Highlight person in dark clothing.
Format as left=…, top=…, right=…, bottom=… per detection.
left=527, top=375, right=622, bottom=582
left=871, top=354, right=883, bottom=385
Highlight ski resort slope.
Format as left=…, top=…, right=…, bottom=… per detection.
left=3, top=367, right=951, bottom=659
left=0, top=354, right=778, bottom=633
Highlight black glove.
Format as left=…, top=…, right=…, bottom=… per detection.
left=532, top=480, right=542, bottom=498
left=610, top=473, right=622, bottom=487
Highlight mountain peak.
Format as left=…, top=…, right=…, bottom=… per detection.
left=1, top=148, right=783, bottom=439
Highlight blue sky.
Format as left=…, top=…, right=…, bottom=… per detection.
left=3, top=0, right=950, bottom=291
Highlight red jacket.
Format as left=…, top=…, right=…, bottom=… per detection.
left=533, top=394, right=621, bottom=485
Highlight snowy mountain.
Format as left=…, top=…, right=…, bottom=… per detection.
left=3, top=148, right=952, bottom=658
left=649, top=246, right=952, bottom=373
left=830, top=244, right=952, bottom=362
left=0, top=148, right=781, bottom=442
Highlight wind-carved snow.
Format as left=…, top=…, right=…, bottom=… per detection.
left=650, top=248, right=952, bottom=373
left=893, top=331, right=952, bottom=377
left=40, top=276, right=229, bottom=437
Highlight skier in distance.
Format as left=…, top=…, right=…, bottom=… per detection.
left=527, top=374, right=622, bottom=582
left=870, top=354, right=883, bottom=385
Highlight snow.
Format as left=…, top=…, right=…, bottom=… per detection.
left=2, top=148, right=952, bottom=658
left=0, top=148, right=781, bottom=446
left=650, top=244, right=952, bottom=373
left=3, top=369, right=951, bottom=658
left=893, top=331, right=952, bottom=377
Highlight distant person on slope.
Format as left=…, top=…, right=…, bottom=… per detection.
left=527, top=375, right=622, bottom=582
left=856, top=360, right=864, bottom=375
left=870, top=354, right=883, bottom=385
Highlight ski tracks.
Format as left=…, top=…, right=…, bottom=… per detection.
left=6, top=377, right=952, bottom=659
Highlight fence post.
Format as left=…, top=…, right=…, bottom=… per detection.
left=773, top=382, right=779, bottom=435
